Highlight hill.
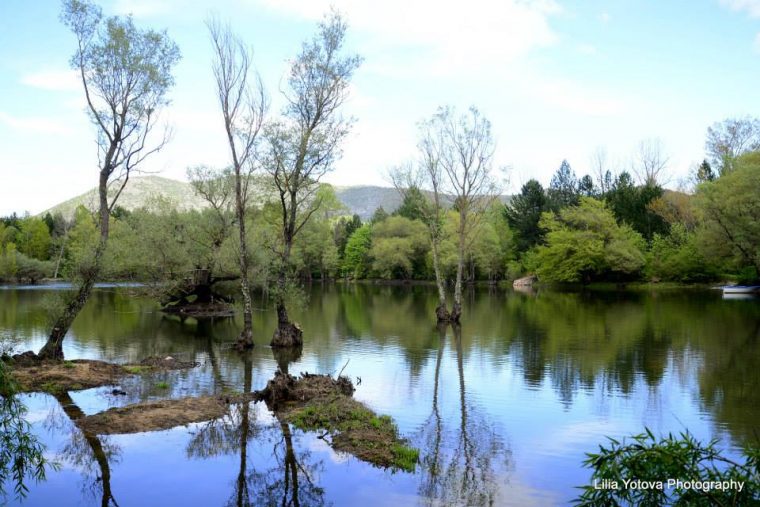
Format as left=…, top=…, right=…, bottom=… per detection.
left=42, top=176, right=409, bottom=220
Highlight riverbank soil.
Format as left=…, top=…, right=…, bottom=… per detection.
left=6, top=355, right=198, bottom=393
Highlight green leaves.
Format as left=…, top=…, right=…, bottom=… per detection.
left=576, top=429, right=760, bottom=506
left=529, top=198, right=646, bottom=283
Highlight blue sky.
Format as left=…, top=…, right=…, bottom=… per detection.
left=1, top=0, right=760, bottom=215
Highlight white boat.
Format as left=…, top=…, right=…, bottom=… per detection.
left=722, top=285, right=760, bottom=295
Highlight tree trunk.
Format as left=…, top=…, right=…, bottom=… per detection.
left=431, top=237, right=450, bottom=323
left=271, top=240, right=303, bottom=348
left=39, top=169, right=111, bottom=360
left=451, top=218, right=465, bottom=324
left=234, top=173, right=254, bottom=350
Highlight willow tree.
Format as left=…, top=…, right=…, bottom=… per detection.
left=424, top=106, right=499, bottom=324
left=207, top=17, right=267, bottom=349
left=38, top=0, right=180, bottom=360
left=263, top=11, right=361, bottom=347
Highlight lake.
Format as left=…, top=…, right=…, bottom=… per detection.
left=1, top=284, right=759, bottom=506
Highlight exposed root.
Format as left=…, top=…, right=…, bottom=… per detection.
left=270, top=322, right=303, bottom=348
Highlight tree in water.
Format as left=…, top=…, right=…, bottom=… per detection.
left=422, top=106, right=500, bottom=324
left=207, top=17, right=268, bottom=350
left=262, top=10, right=361, bottom=348
left=38, top=0, right=180, bottom=360
left=389, top=153, right=450, bottom=322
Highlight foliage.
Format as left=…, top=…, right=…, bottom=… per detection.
left=548, top=159, right=580, bottom=210
left=504, top=179, right=549, bottom=254
left=576, top=429, right=760, bottom=506
left=648, top=224, right=718, bottom=282
left=695, top=151, right=760, bottom=279
left=342, top=224, right=372, bottom=278
left=528, top=198, right=646, bottom=283
left=604, top=172, right=668, bottom=241
left=16, top=218, right=51, bottom=261
left=0, top=361, right=52, bottom=500
left=369, top=216, right=428, bottom=279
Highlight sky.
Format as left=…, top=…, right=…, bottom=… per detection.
left=1, top=0, right=760, bottom=216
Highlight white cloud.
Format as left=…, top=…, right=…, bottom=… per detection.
left=599, top=12, right=611, bottom=23
left=719, top=0, right=760, bottom=17
left=21, top=69, right=79, bottom=92
left=255, top=0, right=561, bottom=76
left=0, top=111, right=71, bottom=136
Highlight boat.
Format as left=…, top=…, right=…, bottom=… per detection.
left=722, top=285, right=760, bottom=295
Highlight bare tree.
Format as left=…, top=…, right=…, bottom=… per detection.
left=38, top=0, right=180, bottom=360
left=705, top=116, right=760, bottom=175
left=590, top=146, right=614, bottom=194
left=262, top=10, right=361, bottom=348
left=389, top=122, right=451, bottom=322
left=207, top=17, right=268, bottom=350
left=424, top=106, right=499, bottom=324
left=633, top=138, right=669, bottom=186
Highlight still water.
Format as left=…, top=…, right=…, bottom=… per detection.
left=1, top=284, right=759, bottom=506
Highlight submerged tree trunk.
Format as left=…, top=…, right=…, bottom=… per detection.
left=451, top=212, right=466, bottom=324
left=271, top=262, right=303, bottom=348
left=431, top=239, right=450, bottom=323
left=271, top=238, right=302, bottom=348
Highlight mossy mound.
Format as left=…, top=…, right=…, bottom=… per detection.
left=256, top=371, right=419, bottom=472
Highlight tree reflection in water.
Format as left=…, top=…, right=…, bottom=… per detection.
left=49, top=392, right=120, bottom=507
left=186, top=346, right=325, bottom=507
left=416, top=324, right=510, bottom=506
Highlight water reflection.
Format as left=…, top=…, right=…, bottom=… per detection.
left=4, top=284, right=760, bottom=504
left=416, top=324, right=510, bottom=506
left=49, top=392, right=120, bottom=506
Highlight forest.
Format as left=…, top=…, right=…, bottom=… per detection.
left=2, top=116, right=759, bottom=290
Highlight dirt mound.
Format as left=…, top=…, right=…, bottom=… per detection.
left=9, top=359, right=128, bottom=393
left=6, top=354, right=200, bottom=393
left=254, top=371, right=354, bottom=409
left=254, top=371, right=417, bottom=471
left=78, top=394, right=251, bottom=434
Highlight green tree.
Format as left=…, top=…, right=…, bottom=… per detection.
left=696, top=151, right=760, bottom=279
left=343, top=224, right=372, bottom=278
left=648, top=224, right=718, bottom=282
left=504, top=179, right=548, bottom=254
left=38, top=0, right=180, bottom=360
left=17, top=218, right=51, bottom=260
left=394, top=186, right=428, bottom=222
left=262, top=10, right=361, bottom=348
left=547, top=159, right=579, bottom=209
left=604, top=172, right=668, bottom=241
left=528, top=198, right=646, bottom=283
left=369, top=216, right=428, bottom=279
